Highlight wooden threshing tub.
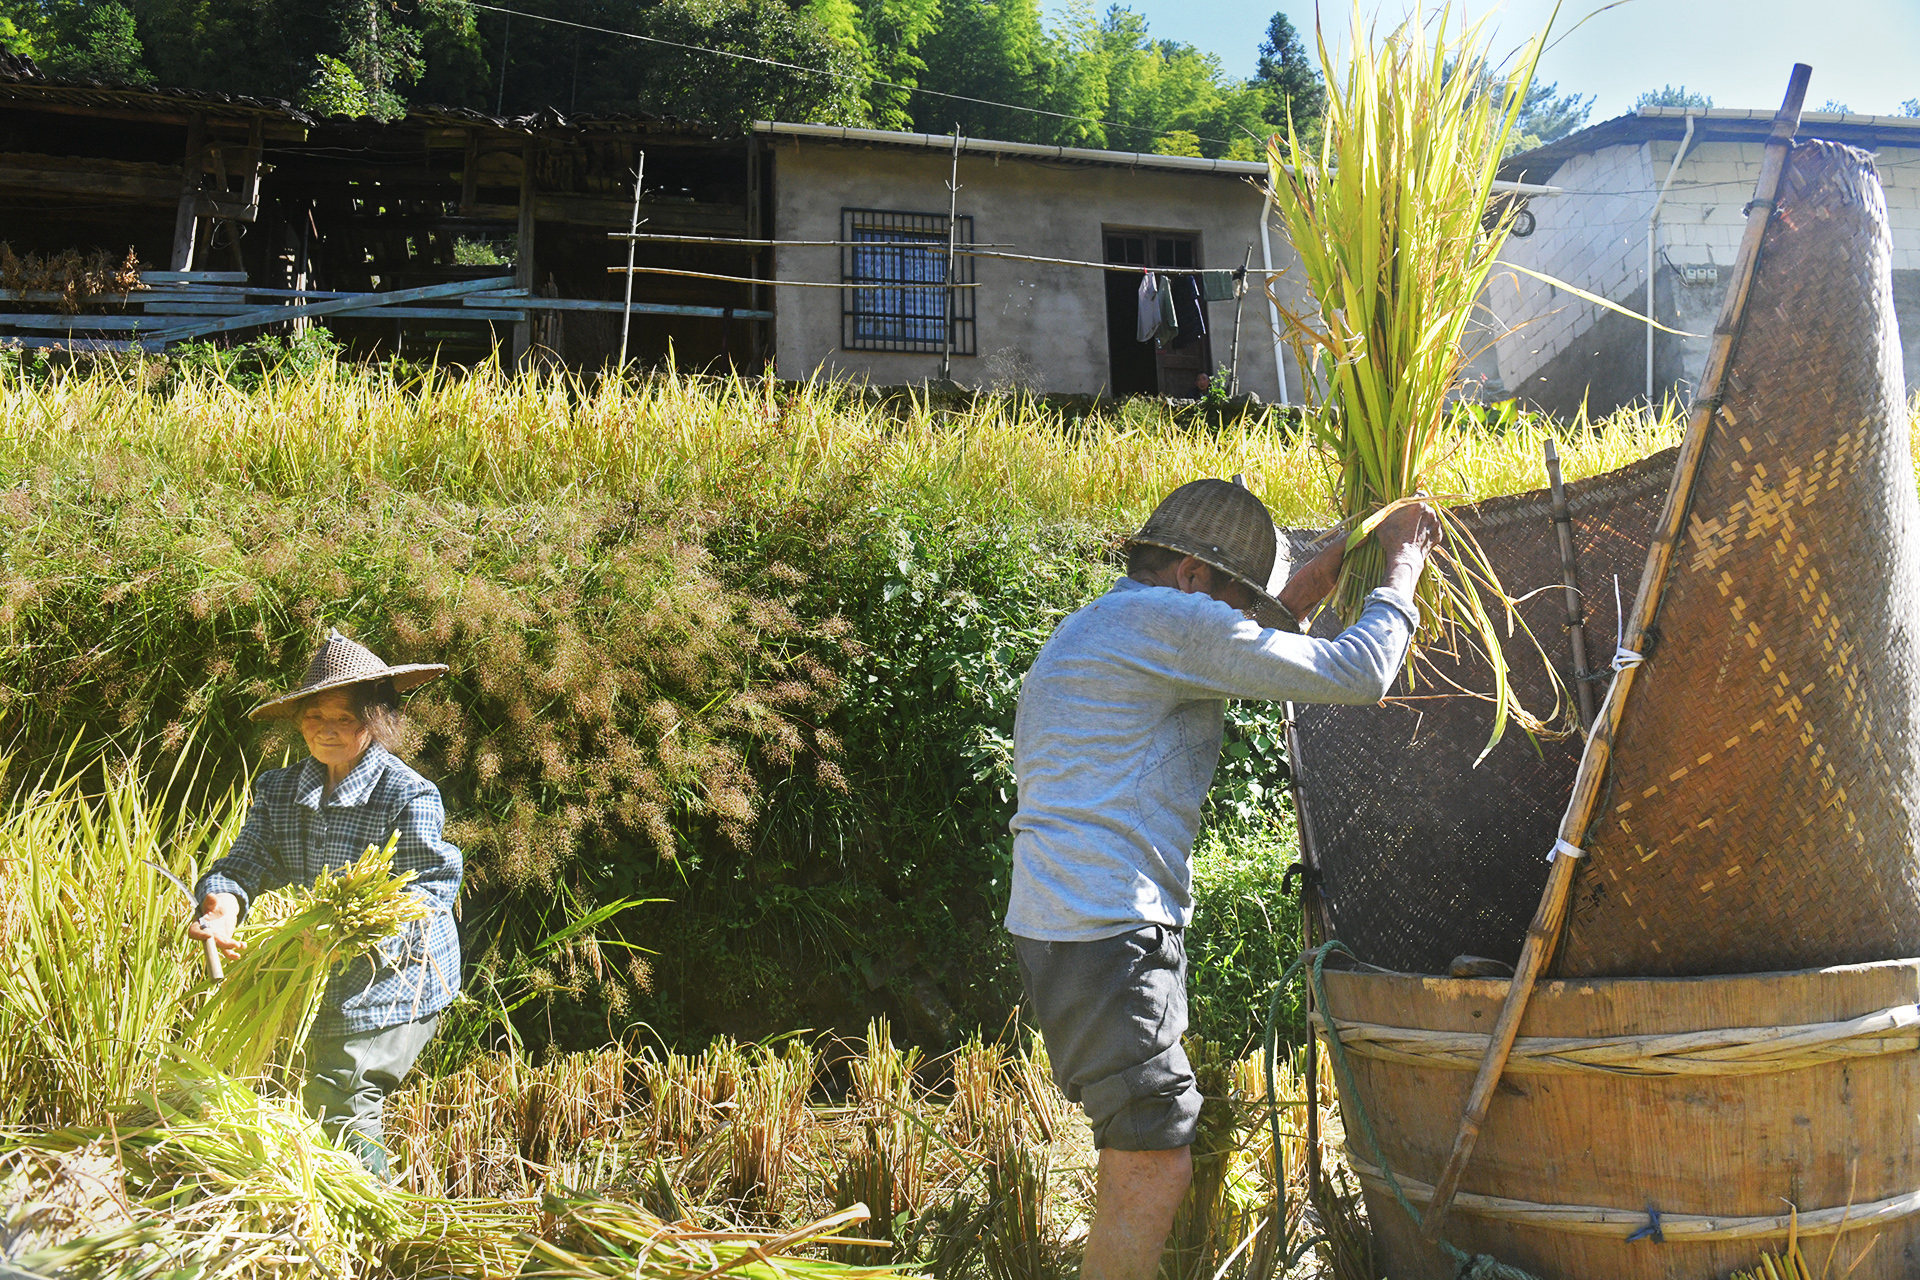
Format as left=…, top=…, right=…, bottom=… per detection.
left=1318, top=961, right=1920, bottom=1279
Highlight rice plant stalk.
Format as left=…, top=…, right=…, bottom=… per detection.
left=1267, top=5, right=1562, bottom=757
left=0, top=755, right=245, bottom=1126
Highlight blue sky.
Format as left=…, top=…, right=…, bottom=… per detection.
left=1126, top=0, right=1919, bottom=119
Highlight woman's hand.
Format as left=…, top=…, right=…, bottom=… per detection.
left=187, top=892, right=246, bottom=961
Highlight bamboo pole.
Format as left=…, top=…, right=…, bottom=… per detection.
left=1543, top=437, right=1596, bottom=729
left=1416, top=62, right=1812, bottom=1242
left=618, top=151, right=645, bottom=369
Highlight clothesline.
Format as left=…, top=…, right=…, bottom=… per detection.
left=604, top=232, right=1019, bottom=250
left=605, top=265, right=978, bottom=289
left=605, top=230, right=1281, bottom=278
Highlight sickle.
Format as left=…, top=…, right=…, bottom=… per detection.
left=145, top=860, right=224, bottom=982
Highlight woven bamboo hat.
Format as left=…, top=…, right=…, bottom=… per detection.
left=1128, top=477, right=1297, bottom=628
left=247, top=629, right=448, bottom=722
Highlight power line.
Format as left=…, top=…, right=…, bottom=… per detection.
left=464, top=0, right=1252, bottom=152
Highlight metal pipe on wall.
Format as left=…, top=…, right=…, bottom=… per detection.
left=1645, top=113, right=1698, bottom=408
left=1259, top=188, right=1290, bottom=405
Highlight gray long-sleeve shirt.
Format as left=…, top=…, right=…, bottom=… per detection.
left=1005, top=577, right=1418, bottom=942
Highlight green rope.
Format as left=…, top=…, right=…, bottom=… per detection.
left=1263, top=941, right=1544, bottom=1280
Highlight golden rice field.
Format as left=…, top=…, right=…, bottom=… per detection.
left=0, top=361, right=1713, bottom=529
left=0, top=754, right=1347, bottom=1280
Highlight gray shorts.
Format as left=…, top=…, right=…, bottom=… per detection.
left=1013, top=924, right=1201, bottom=1151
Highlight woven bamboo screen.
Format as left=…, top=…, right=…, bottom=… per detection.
left=1290, top=139, right=1919, bottom=978
left=1287, top=452, right=1672, bottom=974
left=1557, top=140, right=1920, bottom=976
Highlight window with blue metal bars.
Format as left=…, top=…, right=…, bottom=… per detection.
left=841, top=208, right=975, bottom=355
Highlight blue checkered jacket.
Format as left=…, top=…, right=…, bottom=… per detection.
left=196, top=744, right=463, bottom=1037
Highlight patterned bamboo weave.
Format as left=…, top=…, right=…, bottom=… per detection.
left=1558, top=140, right=1920, bottom=975
left=1287, top=451, right=1673, bottom=973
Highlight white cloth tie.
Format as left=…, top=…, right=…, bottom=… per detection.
left=1548, top=838, right=1585, bottom=862
left=1608, top=575, right=1643, bottom=673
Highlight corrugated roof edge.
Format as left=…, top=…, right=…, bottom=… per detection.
left=754, top=120, right=1563, bottom=196
left=1501, top=107, right=1920, bottom=184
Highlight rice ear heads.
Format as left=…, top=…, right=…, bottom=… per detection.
left=1266, top=5, right=1567, bottom=758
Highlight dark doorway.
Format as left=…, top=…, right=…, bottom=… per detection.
left=1103, top=230, right=1213, bottom=398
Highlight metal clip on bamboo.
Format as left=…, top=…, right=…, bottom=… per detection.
left=1415, top=61, right=1813, bottom=1243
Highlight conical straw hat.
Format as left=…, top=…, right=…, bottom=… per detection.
left=1128, top=477, right=1299, bottom=630
left=247, top=629, right=447, bottom=722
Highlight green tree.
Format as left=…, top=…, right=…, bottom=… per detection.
left=0, top=3, right=45, bottom=59
left=3, top=1, right=151, bottom=82
left=910, top=0, right=1057, bottom=141
left=1901, top=98, right=1920, bottom=117
left=1512, top=77, right=1592, bottom=146
left=305, top=52, right=373, bottom=115
left=321, top=0, right=423, bottom=119
left=1635, top=83, right=1712, bottom=110
left=1254, top=12, right=1323, bottom=142
left=607, top=0, right=864, bottom=126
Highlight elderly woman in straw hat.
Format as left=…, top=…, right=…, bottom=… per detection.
left=188, top=629, right=463, bottom=1174
left=1007, top=478, right=1439, bottom=1280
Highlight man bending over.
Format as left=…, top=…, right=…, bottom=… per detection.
left=1006, top=478, right=1438, bottom=1280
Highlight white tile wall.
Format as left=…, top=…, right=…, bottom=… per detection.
left=1487, top=142, right=1656, bottom=387
left=1489, top=138, right=1920, bottom=395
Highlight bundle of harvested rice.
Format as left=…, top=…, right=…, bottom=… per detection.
left=10, top=1068, right=418, bottom=1277
left=0, top=760, right=242, bottom=1126
left=190, top=834, right=427, bottom=1083
left=1267, top=6, right=1563, bottom=755
left=521, top=1197, right=898, bottom=1280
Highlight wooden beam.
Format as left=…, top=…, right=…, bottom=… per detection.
left=170, top=114, right=207, bottom=272
left=0, top=165, right=175, bottom=202
left=149, top=275, right=514, bottom=345
left=0, top=152, right=181, bottom=204
left=465, top=293, right=771, bottom=320
left=512, top=139, right=537, bottom=365
left=240, top=118, right=265, bottom=208
left=140, top=271, right=249, bottom=283
left=0, top=314, right=192, bottom=332
left=0, top=93, right=306, bottom=137
left=0, top=335, right=143, bottom=352
left=460, top=129, right=478, bottom=216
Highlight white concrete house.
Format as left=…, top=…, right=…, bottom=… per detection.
left=1488, top=108, right=1920, bottom=418
left=752, top=122, right=1311, bottom=402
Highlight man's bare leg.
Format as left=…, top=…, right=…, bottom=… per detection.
left=1080, top=1145, right=1192, bottom=1280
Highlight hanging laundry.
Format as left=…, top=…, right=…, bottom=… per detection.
left=1136, top=271, right=1163, bottom=344
left=1169, top=274, right=1208, bottom=349
left=1199, top=269, right=1238, bottom=303
left=1136, top=271, right=1176, bottom=347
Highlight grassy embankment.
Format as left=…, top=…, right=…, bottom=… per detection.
left=0, top=359, right=1689, bottom=1054
left=1, top=355, right=1784, bottom=1279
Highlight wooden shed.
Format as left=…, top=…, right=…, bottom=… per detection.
left=0, top=52, right=771, bottom=368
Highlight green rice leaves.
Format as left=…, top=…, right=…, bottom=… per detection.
left=1267, top=5, right=1565, bottom=758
